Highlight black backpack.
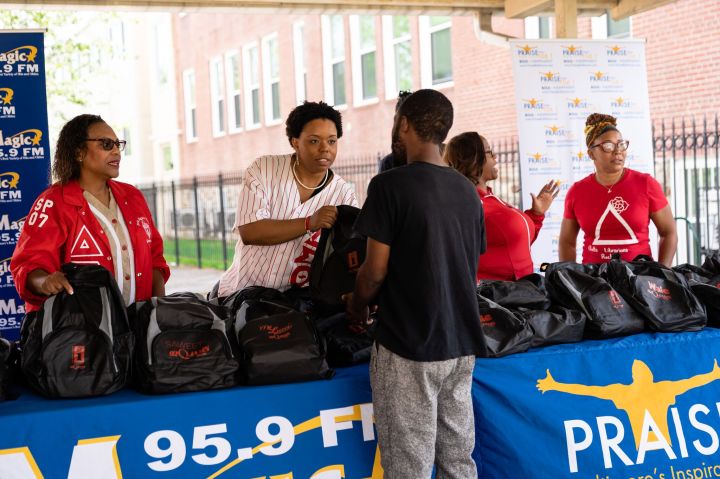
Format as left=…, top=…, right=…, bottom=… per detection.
left=477, top=295, right=534, bottom=357
left=544, top=262, right=645, bottom=339
left=310, top=205, right=366, bottom=314
left=235, top=299, right=333, bottom=385
left=131, top=292, right=239, bottom=394
left=602, top=255, right=707, bottom=332
left=20, top=263, right=133, bottom=398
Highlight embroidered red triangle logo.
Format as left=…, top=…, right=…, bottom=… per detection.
left=70, top=224, right=104, bottom=258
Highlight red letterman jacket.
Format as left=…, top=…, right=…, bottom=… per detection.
left=11, top=179, right=170, bottom=312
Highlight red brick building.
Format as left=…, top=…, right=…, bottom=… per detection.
left=172, top=0, right=720, bottom=177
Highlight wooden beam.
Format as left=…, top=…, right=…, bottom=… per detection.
left=555, top=0, right=578, bottom=38
left=611, top=0, right=676, bottom=20
left=3, top=0, right=504, bottom=12
left=504, top=0, right=551, bottom=19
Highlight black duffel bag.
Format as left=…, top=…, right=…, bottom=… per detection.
left=131, top=292, right=240, bottom=394
left=517, top=306, right=586, bottom=349
left=688, top=274, right=720, bottom=327
left=235, top=299, right=333, bottom=385
left=602, top=255, right=706, bottom=332
left=544, top=262, right=644, bottom=339
left=477, top=295, right=534, bottom=357
left=310, top=205, right=366, bottom=315
left=21, top=263, right=133, bottom=398
left=673, top=263, right=713, bottom=283
left=477, top=276, right=551, bottom=311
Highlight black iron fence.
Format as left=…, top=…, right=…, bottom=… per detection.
left=138, top=115, right=719, bottom=269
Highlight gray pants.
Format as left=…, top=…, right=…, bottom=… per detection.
left=369, top=343, right=477, bottom=479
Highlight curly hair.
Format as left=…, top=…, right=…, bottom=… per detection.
left=285, top=101, right=343, bottom=146
left=397, top=89, right=453, bottom=145
left=445, top=132, right=486, bottom=185
left=584, top=112, right=619, bottom=147
left=52, top=114, right=104, bottom=184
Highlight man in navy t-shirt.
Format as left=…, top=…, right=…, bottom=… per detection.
left=347, top=89, right=487, bottom=478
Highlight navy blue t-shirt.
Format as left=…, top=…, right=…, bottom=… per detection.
left=355, top=162, right=487, bottom=361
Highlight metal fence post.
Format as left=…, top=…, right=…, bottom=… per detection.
left=218, top=173, right=228, bottom=270
left=170, top=180, right=179, bottom=266
left=193, top=176, right=202, bottom=268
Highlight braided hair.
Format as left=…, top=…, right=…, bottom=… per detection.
left=584, top=113, right=619, bottom=147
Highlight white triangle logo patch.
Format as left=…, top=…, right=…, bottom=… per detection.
left=70, top=225, right=104, bottom=258
left=593, top=196, right=638, bottom=246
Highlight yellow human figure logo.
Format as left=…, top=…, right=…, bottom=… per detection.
left=537, top=359, right=720, bottom=448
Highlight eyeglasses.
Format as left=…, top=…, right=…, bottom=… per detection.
left=86, top=138, right=127, bottom=152
left=590, top=140, right=630, bottom=153
left=484, top=150, right=497, bottom=158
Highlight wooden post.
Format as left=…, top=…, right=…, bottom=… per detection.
left=555, top=0, right=577, bottom=38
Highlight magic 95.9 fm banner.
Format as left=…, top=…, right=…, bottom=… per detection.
left=0, top=30, right=51, bottom=341
left=510, top=39, right=653, bottom=270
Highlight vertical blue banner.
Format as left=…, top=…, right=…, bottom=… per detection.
left=0, top=30, right=50, bottom=341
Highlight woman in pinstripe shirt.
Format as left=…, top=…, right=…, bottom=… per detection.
left=217, top=102, right=358, bottom=298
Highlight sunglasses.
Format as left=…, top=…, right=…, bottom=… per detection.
left=86, top=137, right=127, bottom=152
left=590, top=140, right=630, bottom=153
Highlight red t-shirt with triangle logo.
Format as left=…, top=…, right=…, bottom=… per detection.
left=564, top=168, right=668, bottom=263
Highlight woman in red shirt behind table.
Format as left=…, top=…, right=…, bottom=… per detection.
left=445, top=132, right=559, bottom=281
left=559, top=113, right=677, bottom=266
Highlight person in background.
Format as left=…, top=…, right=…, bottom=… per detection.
left=11, top=114, right=169, bottom=311
left=446, top=131, right=559, bottom=281
left=216, top=101, right=357, bottom=298
left=377, top=90, right=412, bottom=173
left=559, top=113, right=677, bottom=266
left=346, top=90, right=486, bottom=478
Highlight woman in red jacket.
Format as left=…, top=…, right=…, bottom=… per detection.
left=11, top=114, right=170, bottom=312
left=446, top=132, right=558, bottom=281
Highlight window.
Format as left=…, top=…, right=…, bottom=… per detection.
left=591, top=12, right=631, bottom=39
left=262, top=33, right=281, bottom=124
left=350, top=15, right=378, bottom=105
left=225, top=51, right=242, bottom=133
left=382, top=15, right=412, bottom=100
left=122, top=127, right=132, bottom=156
left=525, top=16, right=553, bottom=39
left=322, top=15, right=347, bottom=107
left=161, top=144, right=173, bottom=171
left=419, top=16, right=452, bottom=88
left=154, top=23, right=171, bottom=85
left=209, top=57, right=225, bottom=136
left=243, top=43, right=261, bottom=128
left=293, top=22, right=307, bottom=105
left=182, top=69, right=197, bottom=141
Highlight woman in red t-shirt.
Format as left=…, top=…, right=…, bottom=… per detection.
left=559, top=113, right=677, bottom=266
left=446, top=132, right=559, bottom=281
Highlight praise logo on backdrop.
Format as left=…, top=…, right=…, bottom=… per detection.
left=544, top=124, right=577, bottom=147
left=561, top=44, right=597, bottom=66
left=526, top=152, right=561, bottom=174
left=0, top=87, right=15, bottom=118
left=606, top=44, right=641, bottom=66
left=0, top=171, right=21, bottom=203
left=539, top=71, right=574, bottom=94
left=515, top=44, right=553, bottom=66
left=589, top=70, right=623, bottom=92
left=567, top=97, right=596, bottom=119
left=537, top=359, right=720, bottom=474
left=609, top=96, right=645, bottom=120
left=520, top=98, right=557, bottom=121
left=0, top=45, right=40, bottom=77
